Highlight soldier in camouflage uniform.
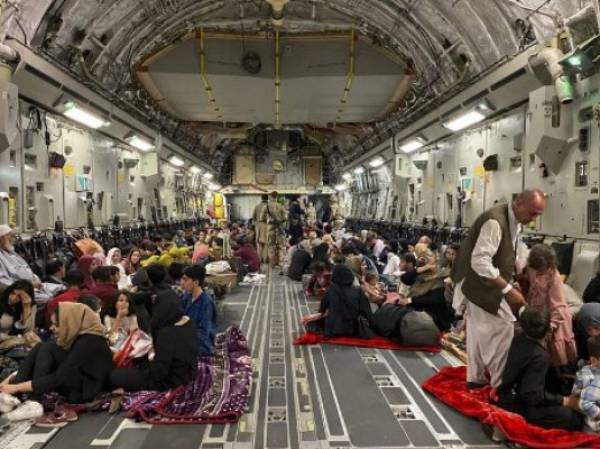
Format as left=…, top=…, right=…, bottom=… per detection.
left=253, top=194, right=269, bottom=264
left=266, top=191, right=287, bottom=269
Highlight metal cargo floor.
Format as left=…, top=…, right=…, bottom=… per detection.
left=3, top=272, right=500, bottom=449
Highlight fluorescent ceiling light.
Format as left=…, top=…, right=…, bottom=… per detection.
left=334, top=183, right=348, bottom=191
left=369, top=157, right=385, bottom=168
left=342, top=172, right=352, bottom=181
left=207, top=182, right=221, bottom=191
left=125, top=134, right=154, bottom=152
left=169, top=155, right=185, bottom=167
left=190, top=166, right=202, bottom=174
left=442, top=110, right=486, bottom=132
left=62, top=101, right=109, bottom=129
left=400, top=138, right=425, bottom=153
left=202, top=172, right=214, bottom=180
left=353, top=166, right=364, bottom=174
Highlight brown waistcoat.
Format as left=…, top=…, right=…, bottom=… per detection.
left=452, top=204, right=516, bottom=315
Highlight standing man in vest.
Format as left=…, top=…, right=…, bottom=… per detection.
left=266, top=191, right=287, bottom=272
left=253, top=194, right=269, bottom=265
left=453, top=189, right=546, bottom=388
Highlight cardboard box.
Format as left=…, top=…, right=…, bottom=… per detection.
left=206, top=272, right=238, bottom=291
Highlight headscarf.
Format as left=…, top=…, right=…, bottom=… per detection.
left=106, top=247, right=130, bottom=289
left=56, top=302, right=106, bottom=351
left=331, top=264, right=355, bottom=287
left=345, top=255, right=363, bottom=278
left=578, top=303, right=600, bottom=331
left=299, top=239, right=312, bottom=254
left=312, top=242, right=330, bottom=264
left=106, top=248, right=122, bottom=267
left=150, top=290, right=185, bottom=338
left=78, top=255, right=97, bottom=290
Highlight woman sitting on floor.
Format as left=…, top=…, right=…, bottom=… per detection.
left=101, top=290, right=139, bottom=352
left=303, top=264, right=373, bottom=338
left=0, top=302, right=112, bottom=404
left=0, top=280, right=37, bottom=340
left=122, top=248, right=142, bottom=276
left=575, top=303, right=600, bottom=361
left=109, top=291, right=198, bottom=392
left=397, top=253, right=455, bottom=331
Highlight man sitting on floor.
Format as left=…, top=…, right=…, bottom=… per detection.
left=0, top=225, right=63, bottom=302
left=495, top=307, right=582, bottom=433
left=181, top=265, right=217, bottom=356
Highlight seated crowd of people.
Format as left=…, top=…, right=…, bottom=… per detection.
left=288, top=226, right=457, bottom=346
left=0, top=222, right=260, bottom=427
left=287, top=220, right=600, bottom=436
left=6, top=210, right=600, bottom=437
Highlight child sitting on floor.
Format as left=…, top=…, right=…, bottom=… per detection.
left=304, top=261, right=332, bottom=299
left=573, top=336, right=600, bottom=432
left=495, top=307, right=582, bottom=432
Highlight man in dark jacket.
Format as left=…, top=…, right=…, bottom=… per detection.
left=496, top=307, right=582, bottom=431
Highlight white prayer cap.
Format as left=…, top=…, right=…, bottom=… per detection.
left=0, top=225, right=14, bottom=238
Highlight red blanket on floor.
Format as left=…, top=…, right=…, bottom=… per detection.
left=293, top=331, right=440, bottom=353
left=422, top=366, right=600, bottom=449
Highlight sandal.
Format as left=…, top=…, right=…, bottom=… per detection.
left=108, top=390, right=124, bottom=414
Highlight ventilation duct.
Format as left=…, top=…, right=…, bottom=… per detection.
left=528, top=47, right=574, bottom=104
left=526, top=85, right=573, bottom=175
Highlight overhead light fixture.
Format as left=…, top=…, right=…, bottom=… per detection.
left=207, top=182, right=221, bottom=191
left=477, top=98, right=496, bottom=113
left=124, top=133, right=155, bottom=152
left=400, top=137, right=426, bottom=153
left=334, top=183, right=348, bottom=191
left=202, top=172, right=214, bottom=180
left=169, top=155, right=185, bottom=167
left=369, top=156, right=385, bottom=168
left=353, top=166, right=364, bottom=174
left=56, top=98, right=110, bottom=129
left=342, top=172, right=352, bottom=181
left=190, top=166, right=202, bottom=174
left=442, top=110, right=486, bottom=132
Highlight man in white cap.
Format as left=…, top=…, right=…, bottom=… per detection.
left=0, top=225, right=63, bottom=301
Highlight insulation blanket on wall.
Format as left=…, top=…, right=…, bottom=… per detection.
left=422, top=366, right=600, bottom=449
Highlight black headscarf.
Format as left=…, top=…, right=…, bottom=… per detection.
left=312, top=242, right=330, bottom=264
left=150, top=290, right=185, bottom=338
left=331, top=264, right=355, bottom=287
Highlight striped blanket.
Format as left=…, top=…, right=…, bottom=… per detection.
left=122, top=326, right=252, bottom=424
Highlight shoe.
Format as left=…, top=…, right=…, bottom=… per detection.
left=109, top=392, right=124, bottom=414
left=0, top=392, right=20, bottom=414
left=35, top=407, right=78, bottom=428
left=6, top=400, right=43, bottom=421
left=482, top=423, right=507, bottom=442
left=466, top=381, right=488, bottom=390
